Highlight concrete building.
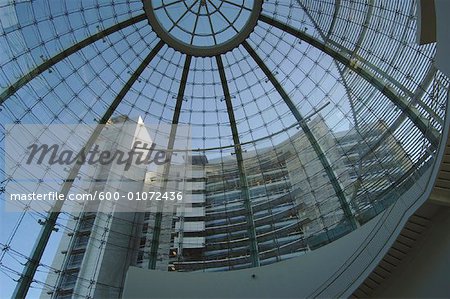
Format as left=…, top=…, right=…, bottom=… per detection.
left=41, top=116, right=151, bottom=298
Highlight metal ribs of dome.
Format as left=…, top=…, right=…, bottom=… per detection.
left=142, top=0, right=263, bottom=57
left=0, top=1, right=449, bottom=297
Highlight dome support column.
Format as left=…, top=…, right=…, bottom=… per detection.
left=216, top=55, right=260, bottom=268
left=12, top=40, right=164, bottom=299
left=259, top=15, right=440, bottom=148
left=298, top=0, right=372, bottom=206
left=242, top=40, right=358, bottom=231
left=148, top=54, right=193, bottom=270
left=295, top=1, right=439, bottom=201
left=0, top=14, right=147, bottom=105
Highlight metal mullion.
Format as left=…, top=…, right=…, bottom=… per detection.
left=191, top=2, right=204, bottom=44
left=222, top=0, right=252, bottom=12
left=326, top=0, right=341, bottom=40
left=207, top=1, right=240, bottom=33
left=216, top=55, right=260, bottom=267
left=154, top=0, right=184, bottom=10
left=204, top=2, right=218, bottom=45
left=242, top=40, right=358, bottom=230
left=148, top=54, right=192, bottom=269
left=1, top=14, right=147, bottom=105
left=168, top=1, right=200, bottom=33
left=258, top=14, right=440, bottom=148
left=12, top=40, right=164, bottom=298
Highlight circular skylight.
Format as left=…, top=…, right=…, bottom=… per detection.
left=143, top=0, right=262, bottom=56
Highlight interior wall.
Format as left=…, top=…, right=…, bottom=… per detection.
left=122, top=214, right=382, bottom=299
left=372, top=206, right=450, bottom=298
left=435, top=0, right=450, bottom=77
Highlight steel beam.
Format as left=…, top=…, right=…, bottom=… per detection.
left=12, top=40, right=164, bottom=299
left=259, top=14, right=440, bottom=148
left=0, top=14, right=147, bottom=105
left=294, top=2, right=440, bottom=199
left=301, top=0, right=405, bottom=103
left=148, top=55, right=192, bottom=270
left=326, top=0, right=341, bottom=40
left=346, top=55, right=441, bottom=124
left=324, top=1, right=433, bottom=115
left=297, top=0, right=370, bottom=203
left=353, top=0, right=374, bottom=55
left=216, top=55, right=260, bottom=267
left=296, top=2, right=441, bottom=154
left=242, top=41, right=357, bottom=229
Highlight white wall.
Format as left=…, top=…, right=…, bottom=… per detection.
left=122, top=214, right=381, bottom=298
left=435, top=0, right=450, bottom=77
left=373, top=207, right=450, bottom=298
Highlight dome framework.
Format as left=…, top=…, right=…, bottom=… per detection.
left=142, top=0, right=263, bottom=56
left=0, top=0, right=449, bottom=297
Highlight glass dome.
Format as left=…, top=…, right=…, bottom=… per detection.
left=0, top=0, right=449, bottom=296
left=142, top=0, right=263, bottom=56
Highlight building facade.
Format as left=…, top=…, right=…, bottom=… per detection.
left=42, top=115, right=414, bottom=297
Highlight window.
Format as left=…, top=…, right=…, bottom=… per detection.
left=67, top=253, right=84, bottom=269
